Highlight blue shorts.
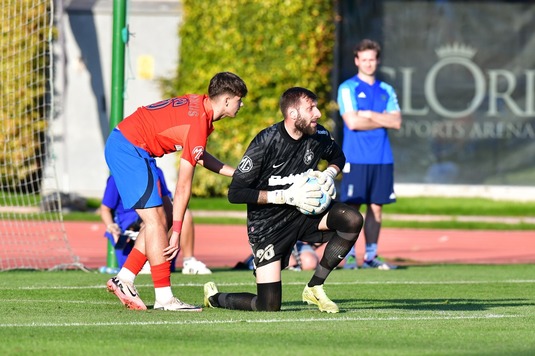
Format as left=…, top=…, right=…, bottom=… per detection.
left=104, top=129, right=164, bottom=209
left=340, top=163, right=396, bottom=205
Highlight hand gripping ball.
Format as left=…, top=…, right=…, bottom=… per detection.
left=297, top=177, right=332, bottom=215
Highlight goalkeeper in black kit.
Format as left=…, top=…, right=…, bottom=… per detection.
left=203, top=87, right=364, bottom=313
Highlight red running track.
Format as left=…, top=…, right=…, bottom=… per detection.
left=65, top=222, right=535, bottom=269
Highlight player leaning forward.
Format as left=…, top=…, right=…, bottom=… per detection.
left=104, top=72, right=248, bottom=311
left=204, top=87, right=364, bottom=313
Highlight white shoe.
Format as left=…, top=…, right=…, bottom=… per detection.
left=182, top=257, right=212, bottom=275
left=154, top=297, right=202, bottom=312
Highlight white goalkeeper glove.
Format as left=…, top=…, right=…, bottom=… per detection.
left=267, top=175, right=322, bottom=214
left=308, top=167, right=337, bottom=199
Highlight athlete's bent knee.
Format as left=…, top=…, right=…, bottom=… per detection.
left=326, top=202, right=363, bottom=233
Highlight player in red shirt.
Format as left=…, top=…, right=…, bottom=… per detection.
left=104, top=72, right=248, bottom=311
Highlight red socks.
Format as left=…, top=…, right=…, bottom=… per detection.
left=123, top=248, right=147, bottom=275
left=123, top=248, right=171, bottom=288
left=151, top=261, right=172, bottom=288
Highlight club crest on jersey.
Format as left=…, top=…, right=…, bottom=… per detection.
left=238, top=155, right=253, bottom=173
left=303, top=149, right=314, bottom=165
left=192, top=146, right=204, bottom=162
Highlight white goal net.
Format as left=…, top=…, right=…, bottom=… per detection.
left=0, top=0, right=82, bottom=270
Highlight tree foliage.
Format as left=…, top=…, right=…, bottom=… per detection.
left=160, top=0, right=335, bottom=197
left=0, top=1, right=52, bottom=193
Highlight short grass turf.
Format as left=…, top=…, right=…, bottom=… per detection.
left=0, top=264, right=534, bottom=355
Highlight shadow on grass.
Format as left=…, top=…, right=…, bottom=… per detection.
left=346, top=298, right=533, bottom=312
left=282, top=298, right=534, bottom=313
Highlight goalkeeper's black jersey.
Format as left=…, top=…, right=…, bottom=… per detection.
left=228, top=121, right=345, bottom=243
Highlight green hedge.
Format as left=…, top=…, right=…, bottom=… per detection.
left=160, top=0, right=335, bottom=197
left=0, top=1, right=52, bottom=193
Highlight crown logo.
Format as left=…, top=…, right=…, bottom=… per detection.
left=435, top=42, right=476, bottom=59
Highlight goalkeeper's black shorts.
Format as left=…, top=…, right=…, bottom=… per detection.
left=250, top=213, right=336, bottom=270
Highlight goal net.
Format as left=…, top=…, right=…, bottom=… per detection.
left=0, top=0, right=82, bottom=270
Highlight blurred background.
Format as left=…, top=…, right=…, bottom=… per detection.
left=7, top=0, right=535, bottom=201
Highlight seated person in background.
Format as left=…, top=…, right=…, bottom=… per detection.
left=100, top=166, right=211, bottom=274
left=288, top=242, right=319, bottom=271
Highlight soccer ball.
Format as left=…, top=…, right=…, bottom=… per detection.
left=297, top=177, right=332, bottom=215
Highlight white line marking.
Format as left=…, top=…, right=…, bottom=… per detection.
left=1, top=280, right=534, bottom=291
left=2, top=299, right=117, bottom=305
left=0, top=314, right=523, bottom=328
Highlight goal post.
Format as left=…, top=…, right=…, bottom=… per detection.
left=102, top=0, right=129, bottom=270
left=0, top=0, right=82, bottom=270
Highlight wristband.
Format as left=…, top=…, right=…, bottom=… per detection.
left=267, top=190, right=285, bottom=204
left=324, top=166, right=338, bottom=179
left=172, top=220, right=183, bottom=234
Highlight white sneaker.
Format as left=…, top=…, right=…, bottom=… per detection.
left=154, top=297, right=202, bottom=312
left=182, top=257, right=212, bottom=275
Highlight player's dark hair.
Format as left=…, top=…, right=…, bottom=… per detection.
left=353, top=39, right=381, bottom=59
left=279, top=87, right=317, bottom=118
left=208, top=72, right=248, bottom=99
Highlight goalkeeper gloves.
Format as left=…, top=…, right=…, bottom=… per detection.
left=267, top=175, right=322, bottom=214
left=308, top=167, right=337, bottom=199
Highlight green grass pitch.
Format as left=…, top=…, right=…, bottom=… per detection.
left=1, top=265, right=534, bottom=355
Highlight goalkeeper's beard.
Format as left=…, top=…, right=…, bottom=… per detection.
left=295, top=114, right=317, bottom=136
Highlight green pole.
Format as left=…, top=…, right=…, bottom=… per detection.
left=107, top=0, right=128, bottom=269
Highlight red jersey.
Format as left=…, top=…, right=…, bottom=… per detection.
left=118, top=94, right=214, bottom=165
